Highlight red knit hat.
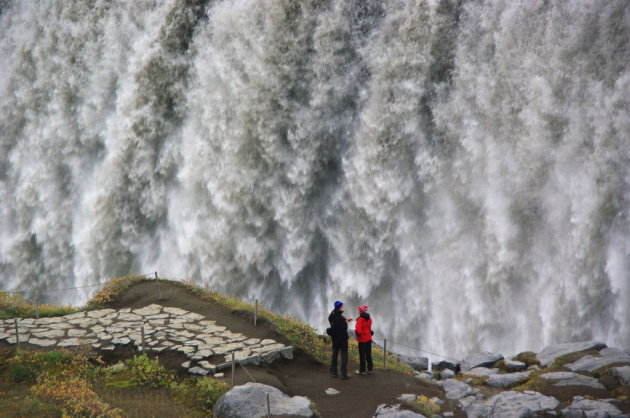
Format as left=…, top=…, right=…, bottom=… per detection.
left=358, top=305, right=368, bottom=314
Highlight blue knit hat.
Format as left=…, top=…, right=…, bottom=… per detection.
left=334, top=301, right=343, bottom=310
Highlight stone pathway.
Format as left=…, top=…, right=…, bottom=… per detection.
left=0, top=304, right=293, bottom=376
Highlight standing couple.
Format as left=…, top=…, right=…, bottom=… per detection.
left=327, top=301, right=374, bottom=379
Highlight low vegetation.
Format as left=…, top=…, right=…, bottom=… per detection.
left=0, top=348, right=228, bottom=417
left=402, top=394, right=441, bottom=417
left=0, top=292, right=77, bottom=319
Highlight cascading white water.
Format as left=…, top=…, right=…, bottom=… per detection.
left=1, top=0, right=629, bottom=357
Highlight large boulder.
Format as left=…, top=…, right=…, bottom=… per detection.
left=566, top=347, right=630, bottom=373
left=214, top=382, right=314, bottom=418
left=465, top=390, right=559, bottom=418
left=466, top=367, right=499, bottom=377
left=398, top=355, right=429, bottom=371
left=504, top=360, right=527, bottom=372
left=539, top=372, right=605, bottom=390
left=536, top=340, right=607, bottom=367
left=561, top=396, right=625, bottom=418
left=461, top=352, right=504, bottom=371
left=612, top=365, right=630, bottom=385
left=440, top=378, right=475, bottom=400
left=486, top=371, right=532, bottom=388
left=431, top=360, right=460, bottom=373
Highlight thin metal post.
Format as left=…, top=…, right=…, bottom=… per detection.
left=36, top=299, right=40, bottom=319
left=155, top=272, right=162, bottom=299
left=267, top=392, right=271, bottom=418
left=141, top=326, right=145, bottom=353
left=254, top=299, right=258, bottom=326
left=383, top=338, right=387, bottom=369
left=231, top=352, right=236, bottom=387
left=14, top=318, right=19, bottom=349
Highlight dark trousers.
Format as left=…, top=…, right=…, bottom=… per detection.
left=330, top=340, right=348, bottom=377
left=358, top=341, right=373, bottom=372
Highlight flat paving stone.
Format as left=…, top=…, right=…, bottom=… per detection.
left=0, top=304, right=293, bottom=376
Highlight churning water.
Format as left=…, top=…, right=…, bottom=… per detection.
left=1, top=0, right=629, bottom=357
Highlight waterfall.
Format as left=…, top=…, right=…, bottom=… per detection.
left=1, top=0, right=629, bottom=357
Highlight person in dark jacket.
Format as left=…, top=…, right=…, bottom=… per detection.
left=354, top=304, right=374, bottom=375
left=328, top=300, right=352, bottom=379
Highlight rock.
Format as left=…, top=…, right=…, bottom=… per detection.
left=612, top=365, right=630, bottom=385
left=431, top=360, right=460, bottom=373
left=189, top=367, right=208, bottom=376
left=440, top=378, right=475, bottom=400
left=132, top=305, right=163, bottom=316
left=372, top=404, right=426, bottom=417
left=31, top=329, right=65, bottom=339
left=536, top=340, right=607, bottom=367
left=486, top=371, right=532, bottom=388
left=462, top=351, right=504, bottom=371
left=163, top=307, right=189, bottom=316
left=467, top=367, right=499, bottom=377
left=261, top=350, right=281, bottom=363
left=181, top=361, right=190, bottom=368
left=87, top=309, right=116, bottom=318
left=198, top=361, right=216, bottom=372
left=561, top=396, right=624, bottom=418
left=280, top=347, right=294, bottom=360
left=465, top=390, right=559, bottom=418
left=325, top=388, right=340, bottom=395
left=540, top=371, right=606, bottom=389
left=398, top=355, right=429, bottom=371
left=397, top=394, right=417, bottom=402
left=504, top=360, right=527, bottom=372
left=191, top=349, right=214, bottom=361
left=566, top=347, right=630, bottom=373
left=111, top=337, right=131, bottom=346
left=214, top=373, right=224, bottom=378
left=441, top=369, right=456, bottom=379
left=57, top=338, right=82, bottom=347
left=414, top=372, right=434, bottom=382
left=28, top=338, right=57, bottom=347
left=108, top=362, right=126, bottom=372
left=214, top=382, right=314, bottom=417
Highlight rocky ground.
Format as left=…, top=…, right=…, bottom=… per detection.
left=1, top=280, right=629, bottom=417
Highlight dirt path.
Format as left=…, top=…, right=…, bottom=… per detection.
left=107, top=281, right=448, bottom=417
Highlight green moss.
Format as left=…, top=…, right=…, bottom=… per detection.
left=513, top=351, right=540, bottom=367
left=456, top=374, right=489, bottom=386
left=402, top=395, right=441, bottom=418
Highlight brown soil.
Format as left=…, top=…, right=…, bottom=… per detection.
left=104, top=280, right=450, bottom=417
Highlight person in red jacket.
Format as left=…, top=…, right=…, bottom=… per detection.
left=354, top=304, right=373, bottom=375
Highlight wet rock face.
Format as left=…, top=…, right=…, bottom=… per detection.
left=214, top=382, right=314, bottom=418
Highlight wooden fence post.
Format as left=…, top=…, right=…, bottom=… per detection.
left=231, top=352, right=236, bottom=387
left=155, top=272, right=162, bottom=299
left=254, top=299, right=258, bottom=326
left=383, top=338, right=387, bottom=369
left=14, top=318, right=20, bottom=350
